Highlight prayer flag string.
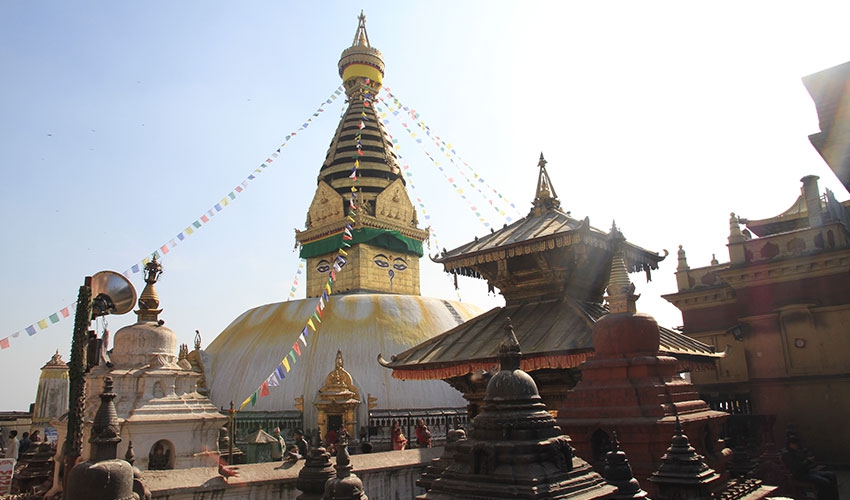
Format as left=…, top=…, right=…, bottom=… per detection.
left=237, top=86, right=367, bottom=410
left=380, top=87, right=522, bottom=223
left=1, top=88, right=344, bottom=351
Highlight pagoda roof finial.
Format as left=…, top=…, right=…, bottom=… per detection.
left=530, top=153, right=561, bottom=216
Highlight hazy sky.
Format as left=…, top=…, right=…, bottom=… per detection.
left=2, top=2, right=849, bottom=411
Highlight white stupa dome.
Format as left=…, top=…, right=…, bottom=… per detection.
left=205, top=294, right=482, bottom=427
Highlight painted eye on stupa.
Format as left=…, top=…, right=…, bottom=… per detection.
left=316, top=259, right=331, bottom=273
left=373, top=254, right=389, bottom=268
left=392, top=258, right=408, bottom=272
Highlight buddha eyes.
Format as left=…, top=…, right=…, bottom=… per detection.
left=392, top=258, right=408, bottom=271
left=373, top=254, right=408, bottom=271
left=374, top=255, right=389, bottom=268
left=316, top=260, right=331, bottom=273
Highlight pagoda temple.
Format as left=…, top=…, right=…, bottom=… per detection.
left=203, top=12, right=481, bottom=445
left=381, top=155, right=721, bottom=415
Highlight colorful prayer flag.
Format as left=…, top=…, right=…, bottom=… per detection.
left=293, top=342, right=301, bottom=356
left=267, top=373, right=279, bottom=387
left=275, top=365, right=286, bottom=380
left=307, top=318, right=316, bottom=331
left=61, top=307, right=70, bottom=318
left=0, top=338, right=9, bottom=349
left=298, top=333, right=307, bottom=346
left=283, top=358, right=291, bottom=371
left=259, top=381, right=270, bottom=398
left=49, top=313, right=59, bottom=324
left=37, top=319, right=48, bottom=330
left=26, top=325, right=36, bottom=336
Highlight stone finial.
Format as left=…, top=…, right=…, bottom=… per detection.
left=728, top=212, right=745, bottom=243
left=322, top=434, right=367, bottom=499
left=90, top=376, right=121, bottom=462
left=710, top=253, right=719, bottom=266
left=604, top=432, right=648, bottom=499
left=677, top=245, right=689, bottom=272
left=194, top=330, right=202, bottom=350
left=499, top=317, right=522, bottom=371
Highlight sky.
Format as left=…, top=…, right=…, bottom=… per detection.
left=1, top=2, right=849, bottom=412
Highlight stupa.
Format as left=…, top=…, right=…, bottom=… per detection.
left=84, top=256, right=226, bottom=469
left=203, top=12, right=481, bottom=441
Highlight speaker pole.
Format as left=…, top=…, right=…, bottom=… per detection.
left=63, top=276, right=93, bottom=492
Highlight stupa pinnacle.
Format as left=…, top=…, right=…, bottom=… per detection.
left=296, top=11, right=429, bottom=297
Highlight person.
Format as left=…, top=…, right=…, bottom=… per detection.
left=4, top=431, right=19, bottom=460
left=783, top=435, right=839, bottom=500
left=0, top=428, right=6, bottom=454
left=292, top=429, right=308, bottom=458
left=29, top=430, right=41, bottom=443
left=391, top=420, right=407, bottom=451
left=19, top=432, right=32, bottom=457
left=270, top=427, right=285, bottom=461
left=324, top=426, right=338, bottom=456
left=415, top=418, right=432, bottom=448
left=284, top=444, right=302, bottom=461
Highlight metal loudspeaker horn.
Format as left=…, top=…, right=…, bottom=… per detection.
left=90, top=270, right=137, bottom=318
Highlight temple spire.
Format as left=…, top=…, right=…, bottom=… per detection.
left=530, top=153, right=561, bottom=216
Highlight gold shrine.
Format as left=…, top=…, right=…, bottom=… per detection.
left=314, top=350, right=361, bottom=440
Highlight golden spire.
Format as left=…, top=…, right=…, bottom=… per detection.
left=338, top=11, right=385, bottom=90
left=530, top=153, right=561, bottom=216
left=136, top=255, right=164, bottom=322
left=606, top=222, right=639, bottom=314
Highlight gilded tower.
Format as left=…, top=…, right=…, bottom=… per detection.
left=296, top=12, right=428, bottom=297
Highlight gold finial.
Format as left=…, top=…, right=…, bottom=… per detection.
left=606, top=226, right=639, bottom=314
left=137, top=255, right=164, bottom=322
left=194, top=330, right=202, bottom=350
left=530, top=153, right=561, bottom=216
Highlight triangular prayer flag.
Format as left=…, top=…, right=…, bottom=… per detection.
left=240, top=396, right=252, bottom=410
left=267, top=372, right=280, bottom=387
left=349, top=170, right=357, bottom=180
left=312, top=311, right=322, bottom=323
left=338, top=248, right=348, bottom=256
left=283, top=358, right=291, bottom=372
left=259, top=381, right=270, bottom=398
left=302, top=326, right=310, bottom=339
left=326, top=282, right=332, bottom=294
left=275, top=365, right=286, bottom=380
left=333, top=262, right=342, bottom=272
left=293, top=342, right=301, bottom=356
left=322, top=291, right=329, bottom=302
left=299, top=333, right=307, bottom=346
left=358, top=121, right=365, bottom=130
left=318, top=297, right=325, bottom=310
left=251, top=392, right=257, bottom=407
left=330, top=270, right=336, bottom=281
left=289, top=350, right=297, bottom=364
left=307, top=318, right=316, bottom=331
